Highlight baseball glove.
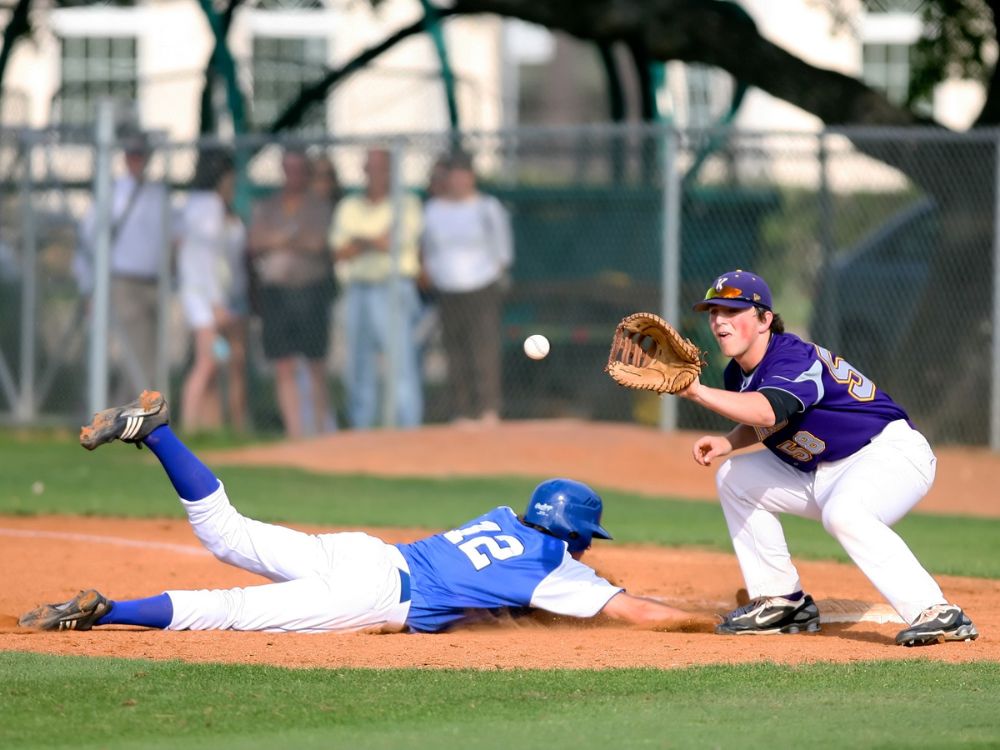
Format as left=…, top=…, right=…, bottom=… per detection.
left=605, top=312, right=705, bottom=394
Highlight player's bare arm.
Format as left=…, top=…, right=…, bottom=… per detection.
left=600, top=592, right=714, bottom=632
left=677, top=379, right=777, bottom=427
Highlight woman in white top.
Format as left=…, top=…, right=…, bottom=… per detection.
left=178, top=148, right=249, bottom=432
left=421, top=152, right=513, bottom=425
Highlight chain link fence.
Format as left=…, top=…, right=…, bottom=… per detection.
left=0, top=120, right=997, bottom=446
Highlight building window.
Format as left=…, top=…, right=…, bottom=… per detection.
left=684, top=64, right=735, bottom=130
left=58, top=36, right=138, bottom=126
left=253, top=0, right=324, bottom=7
left=864, top=0, right=926, bottom=13
left=251, top=36, right=329, bottom=131
left=862, top=42, right=934, bottom=115
left=863, top=43, right=912, bottom=106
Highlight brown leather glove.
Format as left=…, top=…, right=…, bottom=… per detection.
left=606, top=312, right=705, bottom=394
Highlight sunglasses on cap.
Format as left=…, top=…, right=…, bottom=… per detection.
left=697, top=284, right=770, bottom=310
left=708, top=284, right=763, bottom=303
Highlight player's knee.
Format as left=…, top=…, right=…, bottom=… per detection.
left=821, top=502, right=855, bottom=538
left=202, top=539, right=234, bottom=563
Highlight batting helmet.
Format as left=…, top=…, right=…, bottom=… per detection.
left=523, top=478, right=612, bottom=553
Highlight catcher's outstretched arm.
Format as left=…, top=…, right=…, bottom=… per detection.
left=678, top=382, right=777, bottom=427
left=600, top=592, right=715, bottom=632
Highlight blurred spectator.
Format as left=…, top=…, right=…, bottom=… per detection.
left=310, top=152, right=344, bottom=206
left=299, top=150, right=344, bottom=433
left=75, top=130, right=170, bottom=400
left=421, top=152, right=513, bottom=426
left=248, top=148, right=334, bottom=438
left=308, top=149, right=343, bottom=339
left=425, top=155, right=451, bottom=201
left=330, top=148, right=424, bottom=429
left=178, top=147, right=248, bottom=433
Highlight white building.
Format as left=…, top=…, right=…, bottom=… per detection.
left=0, top=1, right=985, bottom=137
left=0, top=0, right=505, bottom=139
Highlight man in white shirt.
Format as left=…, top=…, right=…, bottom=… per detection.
left=421, top=152, right=513, bottom=425
left=76, top=131, right=170, bottom=399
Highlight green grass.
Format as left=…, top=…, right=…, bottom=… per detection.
left=1, top=652, right=998, bottom=750
left=1, top=432, right=999, bottom=578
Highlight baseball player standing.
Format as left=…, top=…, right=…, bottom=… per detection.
left=678, top=270, right=977, bottom=646
left=20, top=392, right=708, bottom=635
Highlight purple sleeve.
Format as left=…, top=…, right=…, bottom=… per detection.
left=756, top=353, right=825, bottom=412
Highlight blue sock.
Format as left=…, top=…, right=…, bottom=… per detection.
left=784, top=590, right=804, bottom=602
left=143, top=426, right=220, bottom=501
left=96, top=593, right=173, bottom=629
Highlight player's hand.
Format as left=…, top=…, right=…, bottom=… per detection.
left=692, top=435, right=732, bottom=466
left=675, top=375, right=702, bottom=400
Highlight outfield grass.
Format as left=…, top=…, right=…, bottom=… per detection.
left=1, top=652, right=998, bottom=750
left=2, top=433, right=999, bottom=579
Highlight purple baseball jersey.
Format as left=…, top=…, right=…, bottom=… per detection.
left=723, top=332, right=909, bottom=471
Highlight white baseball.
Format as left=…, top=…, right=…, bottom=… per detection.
left=523, top=334, right=550, bottom=360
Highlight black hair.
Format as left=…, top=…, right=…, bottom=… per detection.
left=190, top=147, right=235, bottom=191
left=519, top=517, right=581, bottom=545
left=755, top=307, right=785, bottom=334
left=445, top=150, right=475, bottom=171
left=118, top=126, right=150, bottom=155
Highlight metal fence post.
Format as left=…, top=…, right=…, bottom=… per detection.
left=818, top=130, right=838, bottom=353
left=383, top=138, right=406, bottom=428
left=16, top=132, right=38, bottom=422
left=156, top=136, right=172, bottom=394
left=659, top=124, right=682, bottom=432
left=87, top=99, right=115, bottom=416
left=991, top=132, right=1000, bottom=451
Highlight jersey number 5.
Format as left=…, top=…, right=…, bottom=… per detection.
left=444, top=521, right=526, bottom=571
left=815, top=345, right=876, bottom=402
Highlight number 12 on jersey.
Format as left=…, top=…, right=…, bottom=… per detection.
left=444, top=521, right=526, bottom=570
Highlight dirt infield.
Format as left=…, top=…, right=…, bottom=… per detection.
left=2, top=421, right=998, bottom=668
left=207, top=421, right=1000, bottom=518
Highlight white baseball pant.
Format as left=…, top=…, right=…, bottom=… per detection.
left=716, top=419, right=944, bottom=623
left=165, top=483, right=411, bottom=633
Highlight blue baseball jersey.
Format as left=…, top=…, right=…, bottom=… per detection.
left=396, top=506, right=623, bottom=633
left=724, top=332, right=909, bottom=471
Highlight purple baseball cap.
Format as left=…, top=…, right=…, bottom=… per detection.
left=692, top=270, right=772, bottom=312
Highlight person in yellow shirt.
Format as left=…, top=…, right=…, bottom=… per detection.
left=330, top=148, right=424, bottom=428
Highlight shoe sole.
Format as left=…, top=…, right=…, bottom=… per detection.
left=19, top=590, right=111, bottom=631
left=80, top=390, right=164, bottom=450
left=898, top=624, right=979, bottom=647
left=717, top=620, right=822, bottom=636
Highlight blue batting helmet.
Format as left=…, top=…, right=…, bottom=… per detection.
left=523, top=478, right=612, bottom=553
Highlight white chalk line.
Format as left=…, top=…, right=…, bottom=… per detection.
left=0, top=527, right=210, bottom=557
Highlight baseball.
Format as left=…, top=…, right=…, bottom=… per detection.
left=523, top=334, right=550, bottom=360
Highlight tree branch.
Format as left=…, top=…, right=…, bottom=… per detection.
left=453, top=0, right=926, bottom=126
left=268, top=8, right=458, bottom=133
left=0, top=0, right=33, bottom=114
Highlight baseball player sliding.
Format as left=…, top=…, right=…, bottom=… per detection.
left=20, top=392, right=710, bottom=635
left=676, top=269, right=977, bottom=646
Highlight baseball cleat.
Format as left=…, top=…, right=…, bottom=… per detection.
left=895, top=604, right=979, bottom=646
left=80, top=390, right=169, bottom=450
left=18, top=589, right=111, bottom=631
left=716, top=593, right=821, bottom=635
